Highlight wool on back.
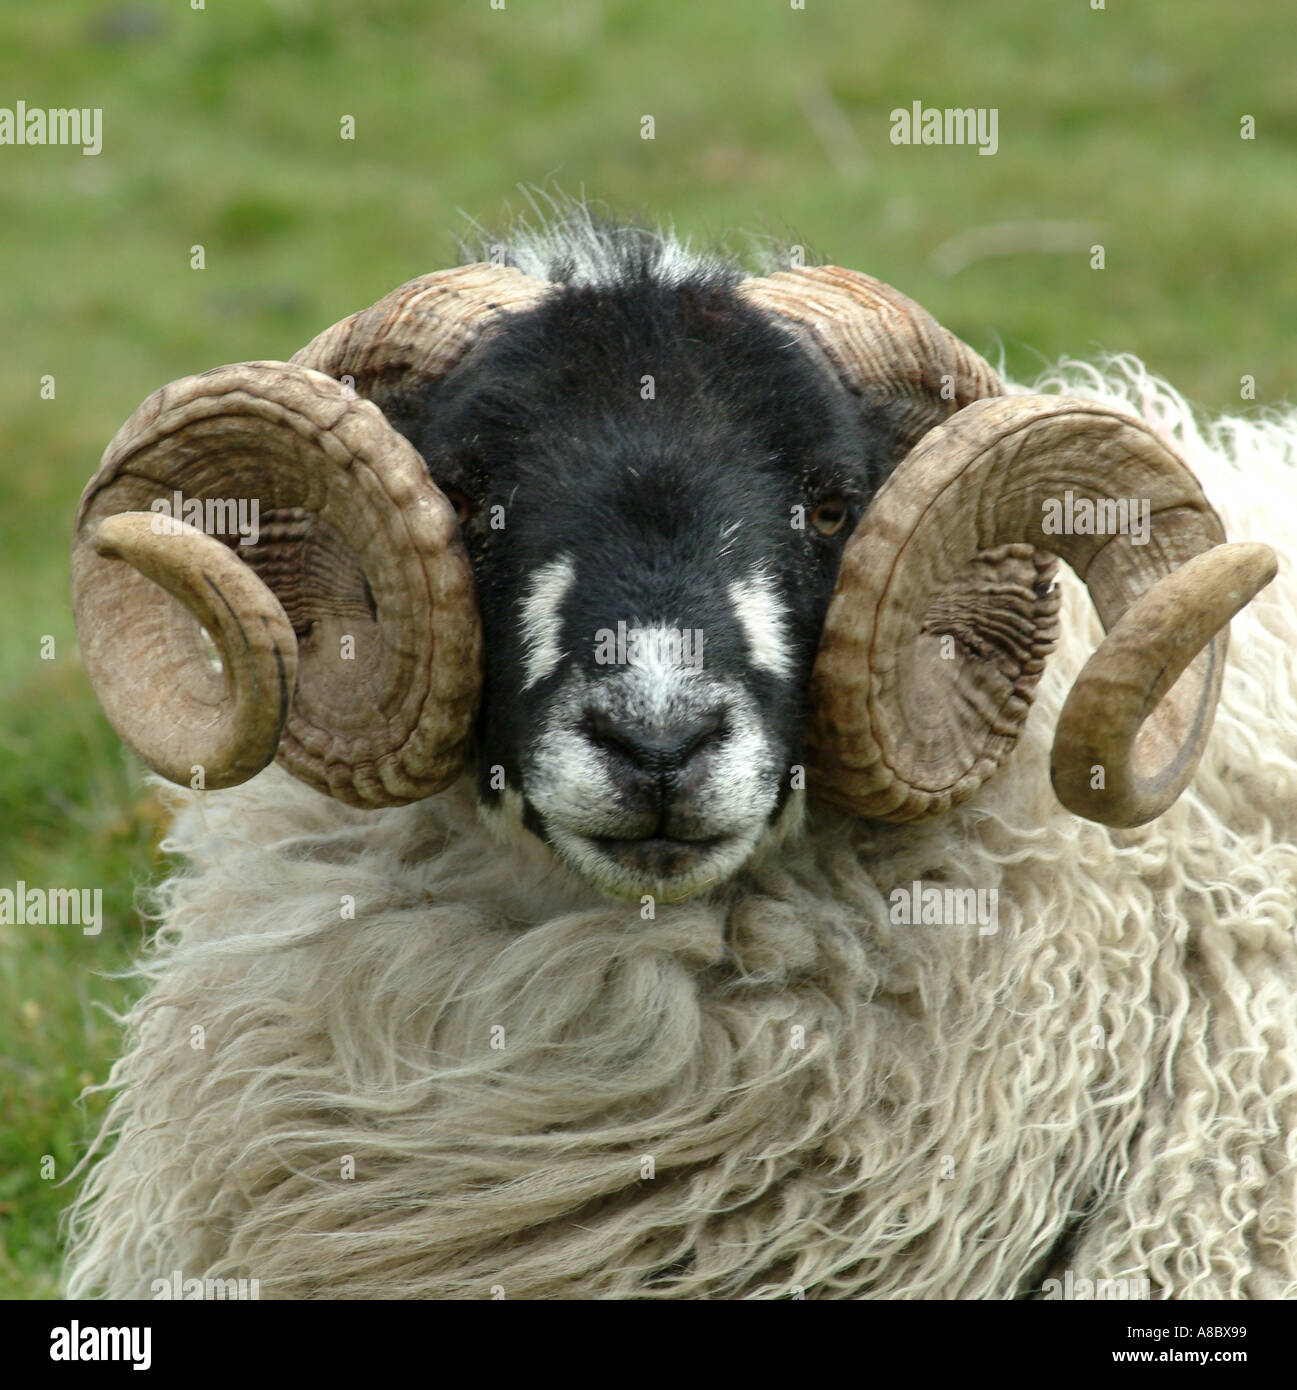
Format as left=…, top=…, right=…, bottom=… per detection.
left=64, top=357, right=1297, bottom=1299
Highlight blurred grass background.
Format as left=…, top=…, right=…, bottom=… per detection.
left=2, top=0, right=1294, bottom=1298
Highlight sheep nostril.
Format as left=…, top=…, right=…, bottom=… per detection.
left=582, top=706, right=726, bottom=775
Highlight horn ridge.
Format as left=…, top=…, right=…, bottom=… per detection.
left=72, top=361, right=481, bottom=806
left=804, top=391, right=1276, bottom=826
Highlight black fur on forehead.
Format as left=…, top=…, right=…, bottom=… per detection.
left=394, top=268, right=902, bottom=531
left=383, top=236, right=911, bottom=810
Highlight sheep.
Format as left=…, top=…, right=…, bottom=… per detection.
left=64, top=210, right=1296, bottom=1299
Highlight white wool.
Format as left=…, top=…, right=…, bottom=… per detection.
left=64, top=359, right=1297, bottom=1299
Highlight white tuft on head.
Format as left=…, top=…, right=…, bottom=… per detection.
left=462, top=189, right=745, bottom=289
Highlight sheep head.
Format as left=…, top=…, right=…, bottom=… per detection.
left=71, top=254, right=1276, bottom=900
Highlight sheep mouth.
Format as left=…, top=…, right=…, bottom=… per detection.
left=541, top=820, right=761, bottom=901
left=588, top=833, right=725, bottom=877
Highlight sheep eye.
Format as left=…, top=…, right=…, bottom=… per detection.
left=810, top=497, right=849, bottom=537
left=442, top=487, right=475, bottom=527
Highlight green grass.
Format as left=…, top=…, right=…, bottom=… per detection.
left=2, top=0, right=1294, bottom=1298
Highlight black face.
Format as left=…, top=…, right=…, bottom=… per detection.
left=389, top=274, right=901, bottom=899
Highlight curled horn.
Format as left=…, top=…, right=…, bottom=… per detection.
left=72, top=265, right=550, bottom=806
left=741, top=267, right=1277, bottom=827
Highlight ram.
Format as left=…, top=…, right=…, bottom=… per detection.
left=64, top=211, right=1296, bottom=1299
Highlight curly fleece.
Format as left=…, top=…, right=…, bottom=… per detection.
left=64, top=359, right=1297, bottom=1299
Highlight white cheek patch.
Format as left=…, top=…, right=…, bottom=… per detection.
left=519, top=556, right=576, bottom=690
left=728, top=572, right=793, bottom=679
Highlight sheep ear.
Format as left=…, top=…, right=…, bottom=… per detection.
left=807, top=395, right=1276, bottom=827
